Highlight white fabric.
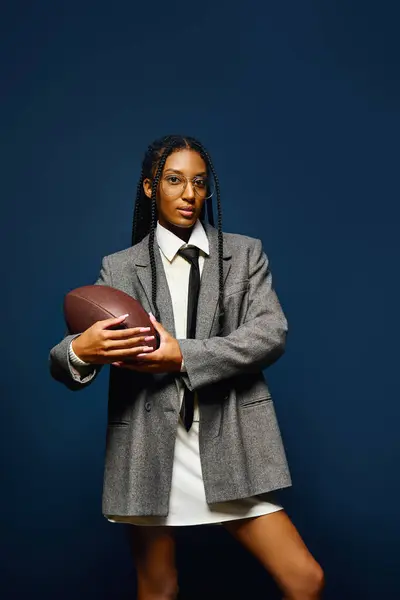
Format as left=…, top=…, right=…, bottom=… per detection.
left=156, top=220, right=209, bottom=421
left=106, top=221, right=282, bottom=526
left=69, top=342, right=91, bottom=366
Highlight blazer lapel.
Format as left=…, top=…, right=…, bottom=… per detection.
left=133, top=225, right=231, bottom=340
left=134, top=235, right=176, bottom=337
left=196, top=225, right=232, bottom=339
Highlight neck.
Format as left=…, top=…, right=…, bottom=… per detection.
left=159, top=221, right=194, bottom=243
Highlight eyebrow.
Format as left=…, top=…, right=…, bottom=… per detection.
left=164, top=168, right=207, bottom=176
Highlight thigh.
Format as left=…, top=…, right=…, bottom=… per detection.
left=223, top=511, right=323, bottom=596
left=127, top=525, right=178, bottom=596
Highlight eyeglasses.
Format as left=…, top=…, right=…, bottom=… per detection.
left=160, top=173, right=214, bottom=200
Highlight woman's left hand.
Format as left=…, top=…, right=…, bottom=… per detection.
left=111, top=313, right=183, bottom=373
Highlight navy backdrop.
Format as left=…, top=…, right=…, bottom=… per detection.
left=1, top=1, right=399, bottom=598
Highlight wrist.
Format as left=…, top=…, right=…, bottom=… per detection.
left=173, top=340, right=183, bottom=372
left=71, top=337, right=90, bottom=365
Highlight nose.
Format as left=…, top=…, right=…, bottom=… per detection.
left=182, top=180, right=195, bottom=202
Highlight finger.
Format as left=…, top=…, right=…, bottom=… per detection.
left=112, top=363, right=136, bottom=370
left=105, top=345, right=155, bottom=359
left=103, top=326, right=152, bottom=339
left=133, top=349, right=161, bottom=361
left=125, top=345, right=155, bottom=357
left=105, top=335, right=155, bottom=350
left=148, top=313, right=166, bottom=337
left=98, top=313, right=130, bottom=329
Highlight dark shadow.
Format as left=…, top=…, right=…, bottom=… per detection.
left=175, top=525, right=280, bottom=600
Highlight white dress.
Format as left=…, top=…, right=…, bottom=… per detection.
left=71, top=221, right=282, bottom=526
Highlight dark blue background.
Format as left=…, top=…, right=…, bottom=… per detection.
left=2, top=1, right=399, bottom=598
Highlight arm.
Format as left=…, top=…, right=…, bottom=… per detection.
left=48, top=256, right=111, bottom=391
left=179, top=239, right=288, bottom=391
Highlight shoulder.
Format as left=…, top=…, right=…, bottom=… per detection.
left=100, top=247, right=134, bottom=273
left=219, top=230, right=270, bottom=275
left=204, top=222, right=262, bottom=251
left=102, top=235, right=149, bottom=267
left=221, top=230, right=264, bottom=261
left=104, top=246, right=135, bottom=261
left=222, top=230, right=261, bottom=249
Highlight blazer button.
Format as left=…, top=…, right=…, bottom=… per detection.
left=145, top=402, right=151, bottom=412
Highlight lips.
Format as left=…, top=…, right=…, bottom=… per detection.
left=177, top=207, right=195, bottom=218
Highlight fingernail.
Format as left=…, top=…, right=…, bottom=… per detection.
left=143, top=346, right=154, bottom=351
left=148, top=312, right=154, bottom=318
left=139, top=327, right=151, bottom=332
left=144, top=336, right=155, bottom=341
left=120, top=314, right=129, bottom=319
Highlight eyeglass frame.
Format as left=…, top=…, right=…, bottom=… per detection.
left=157, top=171, right=214, bottom=200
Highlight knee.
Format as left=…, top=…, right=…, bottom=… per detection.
left=298, top=560, right=325, bottom=599
left=286, top=559, right=325, bottom=600
left=307, top=561, right=325, bottom=597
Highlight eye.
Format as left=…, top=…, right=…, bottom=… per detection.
left=193, top=178, right=207, bottom=189
left=165, top=175, right=183, bottom=185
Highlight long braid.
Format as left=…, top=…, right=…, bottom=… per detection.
left=148, top=139, right=177, bottom=321
left=206, top=195, right=215, bottom=227
left=148, top=197, right=159, bottom=320
left=196, top=145, right=225, bottom=331
left=131, top=134, right=225, bottom=331
left=131, top=166, right=144, bottom=246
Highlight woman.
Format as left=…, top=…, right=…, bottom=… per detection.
left=49, top=135, right=324, bottom=600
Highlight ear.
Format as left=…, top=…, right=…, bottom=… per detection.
left=143, top=178, right=152, bottom=199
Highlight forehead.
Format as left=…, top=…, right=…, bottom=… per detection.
left=163, top=149, right=206, bottom=174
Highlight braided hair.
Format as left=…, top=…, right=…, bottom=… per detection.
left=131, top=135, right=224, bottom=332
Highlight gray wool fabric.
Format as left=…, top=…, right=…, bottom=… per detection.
left=49, top=224, right=292, bottom=517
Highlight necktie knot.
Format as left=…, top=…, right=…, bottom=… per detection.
left=178, top=246, right=199, bottom=267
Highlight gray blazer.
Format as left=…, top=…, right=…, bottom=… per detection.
left=49, top=224, right=292, bottom=517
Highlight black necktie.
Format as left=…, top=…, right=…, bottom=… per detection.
left=178, top=246, right=200, bottom=431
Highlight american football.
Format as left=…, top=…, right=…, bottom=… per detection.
left=63, top=285, right=158, bottom=351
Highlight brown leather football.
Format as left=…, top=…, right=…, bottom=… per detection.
left=63, top=285, right=158, bottom=351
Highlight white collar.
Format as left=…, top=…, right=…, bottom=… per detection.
left=156, top=220, right=210, bottom=263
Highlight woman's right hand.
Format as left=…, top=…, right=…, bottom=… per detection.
left=70, top=314, right=155, bottom=365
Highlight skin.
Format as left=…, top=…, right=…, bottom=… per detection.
left=74, top=148, right=325, bottom=599
left=72, top=149, right=203, bottom=370
left=143, top=148, right=208, bottom=242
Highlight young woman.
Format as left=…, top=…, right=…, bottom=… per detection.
left=49, top=135, right=324, bottom=600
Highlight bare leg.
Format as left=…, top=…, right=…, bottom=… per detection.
left=223, top=511, right=324, bottom=600
left=127, top=525, right=179, bottom=600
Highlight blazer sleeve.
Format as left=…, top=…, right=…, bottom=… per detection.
left=48, top=256, right=111, bottom=391
left=178, top=239, right=288, bottom=391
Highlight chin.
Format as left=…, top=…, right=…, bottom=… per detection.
left=168, top=217, right=198, bottom=229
